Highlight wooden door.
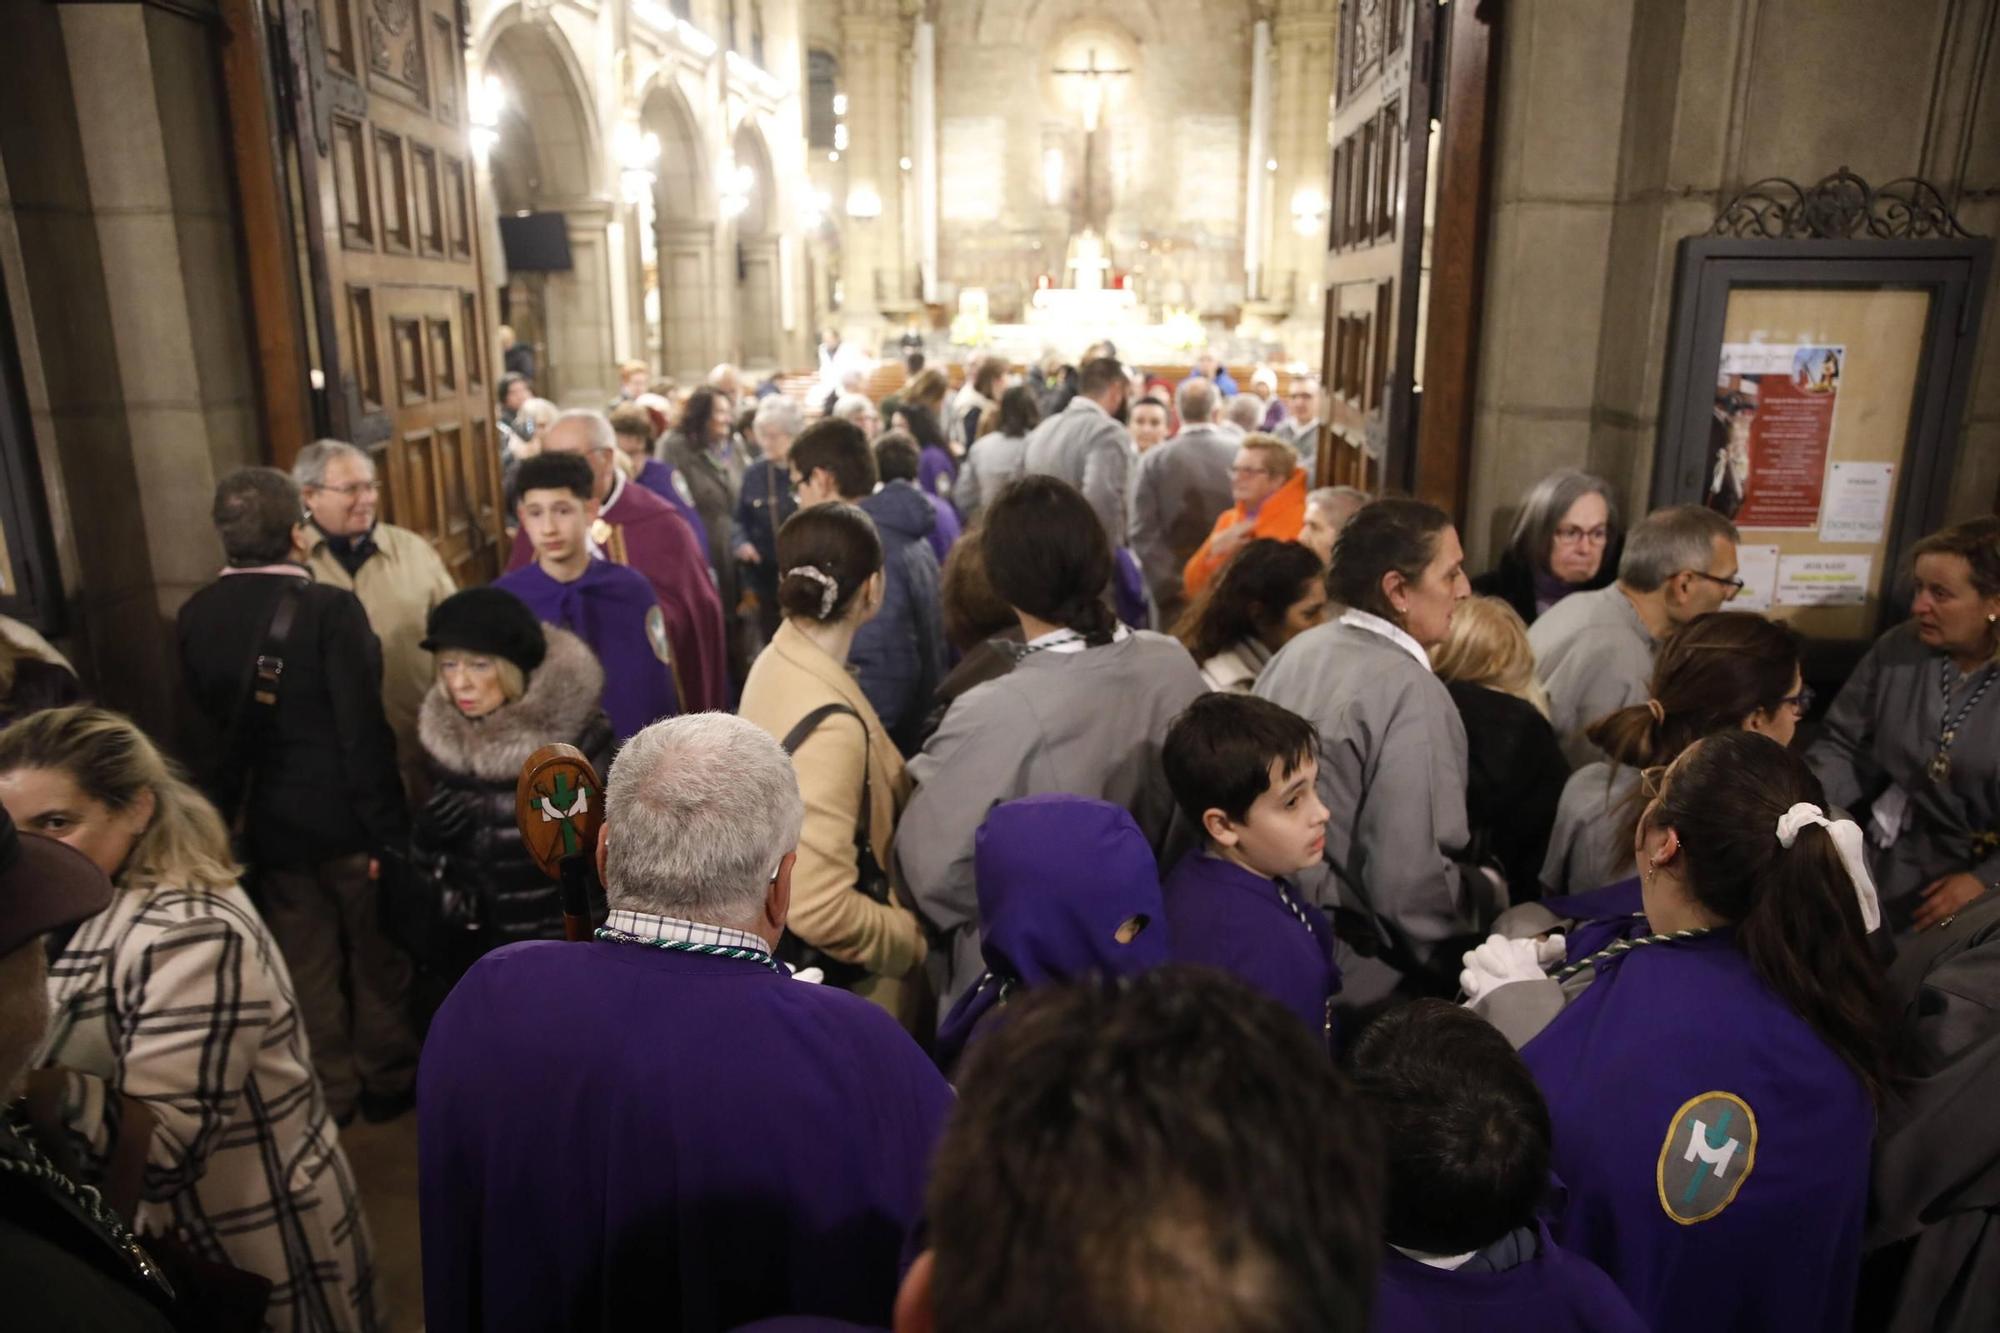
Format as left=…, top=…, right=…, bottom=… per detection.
left=1318, top=0, right=1435, bottom=494
left=278, top=0, right=502, bottom=583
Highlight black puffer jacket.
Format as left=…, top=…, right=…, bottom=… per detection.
left=411, top=626, right=614, bottom=966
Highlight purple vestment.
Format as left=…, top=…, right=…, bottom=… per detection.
left=1161, top=851, right=1340, bottom=1048
left=916, top=445, right=956, bottom=502
left=1371, top=1222, right=1648, bottom=1333
left=934, top=795, right=1167, bottom=1073
left=495, top=559, right=677, bottom=742
left=1112, top=547, right=1150, bottom=630
left=923, top=491, right=961, bottom=565
left=1522, top=932, right=1874, bottom=1332
left=418, top=940, right=952, bottom=1333
left=635, top=457, right=712, bottom=560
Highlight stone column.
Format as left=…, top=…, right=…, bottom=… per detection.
left=1268, top=0, right=1338, bottom=350
left=838, top=0, right=907, bottom=342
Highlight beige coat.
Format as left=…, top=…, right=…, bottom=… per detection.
left=739, top=620, right=926, bottom=1021
left=306, top=522, right=457, bottom=776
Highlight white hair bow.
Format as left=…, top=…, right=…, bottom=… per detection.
left=1775, top=802, right=1882, bottom=933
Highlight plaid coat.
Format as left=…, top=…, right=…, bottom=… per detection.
left=36, top=884, right=380, bottom=1332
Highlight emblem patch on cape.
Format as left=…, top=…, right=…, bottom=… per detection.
left=1656, top=1091, right=1757, bottom=1225
left=645, top=605, right=672, bottom=664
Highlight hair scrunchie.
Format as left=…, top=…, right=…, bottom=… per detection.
left=1775, top=802, right=1882, bottom=933
left=784, top=565, right=840, bottom=619
left=1645, top=698, right=1666, bottom=724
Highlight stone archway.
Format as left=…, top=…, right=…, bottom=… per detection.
left=641, top=84, right=715, bottom=380
left=482, top=16, right=612, bottom=405
left=731, top=122, right=781, bottom=369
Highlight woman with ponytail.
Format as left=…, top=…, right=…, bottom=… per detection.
left=738, top=503, right=928, bottom=1027
left=1463, top=730, right=1889, bottom=1332
left=0, top=706, right=378, bottom=1330
left=897, top=475, right=1206, bottom=1015
left=1542, top=611, right=1806, bottom=899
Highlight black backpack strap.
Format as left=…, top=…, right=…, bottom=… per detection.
left=219, top=577, right=308, bottom=831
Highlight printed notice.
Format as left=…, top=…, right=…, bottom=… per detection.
left=1776, top=554, right=1871, bottom=607
left=1733, top=544, right=1781, bottom=613
left=1818, top=461, right=1895, bottom=545
left=1708, top=344, right=1843, bottom=531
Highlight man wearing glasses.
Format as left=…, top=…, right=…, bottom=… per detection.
left=296, top=439, right=457, bottom=796
left=1529, top=505, right=1742, bottom=767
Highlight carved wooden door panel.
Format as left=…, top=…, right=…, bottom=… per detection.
left=1318, top=0, right=1435, bottom=493
left=280, top=0, right=501, bottom=582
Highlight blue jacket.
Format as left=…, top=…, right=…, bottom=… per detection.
left=852, top=482, right=945, bottom=755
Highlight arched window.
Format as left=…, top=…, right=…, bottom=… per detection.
left=807, top=49, right=839, bottom=149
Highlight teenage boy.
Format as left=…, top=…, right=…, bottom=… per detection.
left=1161, top=692, right=1340, bottom=1048
left=496, top=452, right=678, bottom=741
left=1351, top=1000, right=1647, bottom=1331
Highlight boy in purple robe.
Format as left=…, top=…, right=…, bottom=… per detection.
left=496, top=453, right=677, bottom=741
left=418, top=715, right=953, bottom=1333
left=933, top=794, right=1166, bottom=1075
left=1352, top=1000, right=1646, bottom=1333
left=1160, top=693, right=1341, bottom=1048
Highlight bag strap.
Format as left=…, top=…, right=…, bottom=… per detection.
left=218, top=577, right=308, bottom=828
left=778, top=702, right=876, bottom=863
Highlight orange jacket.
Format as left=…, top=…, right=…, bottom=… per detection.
left=1183, top=468, right=1309, bottom=597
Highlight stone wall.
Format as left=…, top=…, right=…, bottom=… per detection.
left=1468, top=0, right=2000, bottom=563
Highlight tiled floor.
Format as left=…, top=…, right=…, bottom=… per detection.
left=341, top=1112, right=425, bottom=1333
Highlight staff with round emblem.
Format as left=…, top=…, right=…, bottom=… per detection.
left=515, top=743, right=607, bottom=942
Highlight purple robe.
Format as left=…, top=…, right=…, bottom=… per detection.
left=418, top=940, right=952, bottom=1333
left=509, top=477, right=731, bottom=712
left=916, top=444, right=956, bottom=502
left=1539, top=874, right=1642, bottom=925
left=1522, top=932, right=1874, bottom=1332
left=634, top=457, right=712, bottom=561
left=923, top=491, right=961, bottom=565
left=1372, top=1222, right=1648, bottom=1332
left=1162, top=851, right=1340, bottom=1048
left=1112, top=547, right=1150, bottom=630
left=934, top=795, right=1167, bottom=1073
left=495, top=560, right=677, bottom=742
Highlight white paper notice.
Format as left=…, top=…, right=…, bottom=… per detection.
left=1776, top=554, right=1871, bottom=607
left=1733, top=545, right=1781, bottom=612
left=1819, top=462, right=1894, bottom=545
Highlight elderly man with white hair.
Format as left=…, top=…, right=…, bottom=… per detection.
left=418, top=713, right=952, bottom=1333
left=297, top=438, right=458, bottom=788
left=1128, top=376, right=1240, bottom=627
left=831, top=389, right=883, bottom=440
left=734, top=396, right=805, bottom=641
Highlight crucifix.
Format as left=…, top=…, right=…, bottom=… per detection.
left=1052, top=46, right=1131, bottom=238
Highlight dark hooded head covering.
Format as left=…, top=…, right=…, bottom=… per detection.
left=934, top=794, right=1167, bottom=1074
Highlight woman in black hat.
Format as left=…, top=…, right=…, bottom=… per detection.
left=410, top=588, right=614, bottom=997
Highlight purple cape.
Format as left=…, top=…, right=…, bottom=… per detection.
left=495, top=560, right=677, bottom=741
left=916, top=444, right=956, bottom=501
left=923, top=491, right=961, bottom=565
left=1522, top=932, right=1874, bottom=1332
left=934, top=795, right=1167, bottom=1072
left=1372, top=1222, right=1647, bottom=1332
left=634, top=457, right=712, bottom=560
left=418, top=940, right=952, bottom=1333
left=1161, top=851, right=1340, bottom=1048
left=509, top=479, right=731, bottom=712
left=1112, top=547, right=1149, bottom=630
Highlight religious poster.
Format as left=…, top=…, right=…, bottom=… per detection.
left=1818, top=461, right=1895, bottom=545
left=1776, top=553, right=1871, bottom=607
left=1706, top=343, right=1843, bottom=531
left=940, top=117, right=1005, bottom=222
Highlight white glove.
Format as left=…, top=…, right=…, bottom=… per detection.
left=1458, top=933, right=1563, bottom=1003
left=789, top=966, right=825, bottom=985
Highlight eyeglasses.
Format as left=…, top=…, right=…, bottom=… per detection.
left=1778, top=685, right=1816, bottom=716
left=314, top=480, right=378, bottom=498
left=1553, top=525, right=1610, bottom=546
left=1684, top=570, right=1746, bottom=598
left=1230, top=464, right=1271, bottom=477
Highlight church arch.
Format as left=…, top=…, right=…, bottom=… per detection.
left=730, top=122, right=781, bottom=367
left=641, top=83, right=718, bottom=378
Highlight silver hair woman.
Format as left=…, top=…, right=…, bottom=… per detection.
left=1471, top=468, right=1622, bottom=624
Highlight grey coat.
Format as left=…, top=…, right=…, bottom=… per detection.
left=1529, top=583, right=1658, bottom=767
left=952, top=430, right=1029, bottom=520
left=1254, top=620, right=1496, bottom=988
left=1129, top=424, right=1237, bottom=623
left=1806, top=622, right=2000, bottom=924
left=1542, top=761, right=1641, bottom=896
left=896, top=631, right=1206, bottom=1011
left=1021, top=396, right=1136, bottom=548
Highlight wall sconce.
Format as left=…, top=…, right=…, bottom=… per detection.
left=832, top=92, right=849, bottom=116
left=799, top=188, right=833, bottom=231
left=846, top=185, right=883, bottom=220
left=833, top=123, right=850, bottom=152
left=1290, top=186, right=1328, bottom=236
left=616, top=122, right=661, bottom=205
left=469, top=74, right=506, bottom=163
left=720, top=159, right=756, bottom=220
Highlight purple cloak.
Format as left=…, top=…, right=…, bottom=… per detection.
left=495, top=560, right=677, bottom=742
left=1372, top=1222, right=1647, bottom=1333
left=1521, top=932, right=1874, bottom=1332
left=934, top=795, right=1167, bottom=1073
left=1112, top=547, right=1150, bottom=630
left=923, top=491, right=961, bottom=565
left=916, top=444, right=956, bottom=502
left=1161, top=851, right=1340, bottom=1049
left=418, top=940, right=952, bottom=1333
left=634, top=456, right=713, bottom=561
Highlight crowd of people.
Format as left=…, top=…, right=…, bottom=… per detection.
left=0, top=338, right=1996, bottom=1333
